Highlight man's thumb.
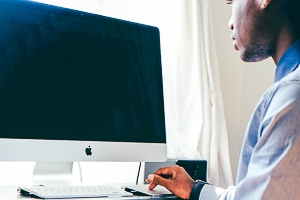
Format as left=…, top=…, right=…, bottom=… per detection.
left=149, top=174, right=169, bottom=187
left=148, top=174, right=155, bottom=181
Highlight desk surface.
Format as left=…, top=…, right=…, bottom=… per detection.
left=0, top=186, right=179, bottom=200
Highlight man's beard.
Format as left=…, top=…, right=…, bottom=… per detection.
left=240, top=39, right=274, bottom=62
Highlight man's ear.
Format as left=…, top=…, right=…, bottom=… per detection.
left=260, top=0, right=272, bottom=9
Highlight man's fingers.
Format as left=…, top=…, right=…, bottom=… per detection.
left=145, top=166, right=195, bottom=199
left=153, top=166, right=175, bottom=176
left=146, top=174, right=158, bottom=190
left=147, top=174, right=170, bottom=189
left=148, top=182, right=157, bottom=190
left=146, top=166, right=181, bottom=190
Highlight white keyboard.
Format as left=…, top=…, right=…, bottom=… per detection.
left=18, top=185, right=133, bottom=199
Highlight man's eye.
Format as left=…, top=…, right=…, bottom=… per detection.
left=226, top=1, right=232, bottom=5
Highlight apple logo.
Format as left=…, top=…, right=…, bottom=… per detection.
left=85, top=145, right=92, bottom=156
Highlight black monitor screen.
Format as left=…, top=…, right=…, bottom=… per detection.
left=0, top=0, right=166, bottom=143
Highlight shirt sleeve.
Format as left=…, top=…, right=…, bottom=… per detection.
left=200, top=73, right=300, bottom=199
left=199, top=185, right=236, bottom=200
left=233, top=80, right=300, bottom=199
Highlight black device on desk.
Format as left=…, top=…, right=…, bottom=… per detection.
left=176, top=160, right=207, bottom=182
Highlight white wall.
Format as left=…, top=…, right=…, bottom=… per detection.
left=210, top=0, right=276, bottom=182
left=0, top=162, right=144, bottom=186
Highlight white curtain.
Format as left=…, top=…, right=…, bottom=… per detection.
left=101, top=0, right=233, bottom=187
left=169, top=0, right=233, bottom=187
left=34, top=0, right=233, bottom=187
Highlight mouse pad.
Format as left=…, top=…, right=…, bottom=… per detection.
left=124, top=184, right=175, bottom=197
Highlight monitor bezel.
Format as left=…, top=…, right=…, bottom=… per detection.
left=0, top=0, right=167, bottom=164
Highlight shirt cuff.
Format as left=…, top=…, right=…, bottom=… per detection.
left=199, top=184, right=225, bottom=200
left=199, top=185, right=236, bottom=200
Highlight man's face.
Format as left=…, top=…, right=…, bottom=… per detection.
left=227, top=0, right=276, bottom=62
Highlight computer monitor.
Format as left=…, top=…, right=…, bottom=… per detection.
left=0, top=0, right=167, bottom=184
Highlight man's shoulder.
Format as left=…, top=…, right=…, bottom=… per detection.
left=254, top=66, right=300, bottom=118
left=265, top=65, right=300, bottom=97
left=273, top=65, right=300, bottom=95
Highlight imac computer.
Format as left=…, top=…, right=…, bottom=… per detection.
left=0, top=0, right=167, bottom=184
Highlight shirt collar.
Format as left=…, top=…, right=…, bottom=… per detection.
left=275, top=39, right=300, bottom=82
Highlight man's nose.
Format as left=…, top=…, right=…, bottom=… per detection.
left=228, top=16, right=234, bottom=30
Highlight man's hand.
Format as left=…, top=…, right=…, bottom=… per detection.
left=145, top=165, right=195, bottom=199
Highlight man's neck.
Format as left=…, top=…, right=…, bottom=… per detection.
left=272, top=24, right=298, bottom=65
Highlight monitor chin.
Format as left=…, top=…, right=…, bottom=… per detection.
left=32, top=162, right=81, bottom=186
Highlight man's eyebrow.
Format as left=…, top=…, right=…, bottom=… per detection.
left=226, top=0, right=232, bottom=4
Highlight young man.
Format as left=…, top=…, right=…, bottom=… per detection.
left=146, top=0, right=300, bottom=199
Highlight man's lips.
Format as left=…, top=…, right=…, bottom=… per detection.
left=230, top=35, right=239, bottom=51
left=233, top=40, right=239, bottom=51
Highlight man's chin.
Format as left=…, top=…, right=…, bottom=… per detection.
left=240, top=49, right=270, bottom=62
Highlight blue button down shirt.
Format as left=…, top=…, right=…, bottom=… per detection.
left=200, top=40, right=300, bottom=199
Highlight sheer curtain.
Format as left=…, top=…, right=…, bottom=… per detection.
left=34, top=0, right=233, bottom=187
left=101, top=0, right=233, bottom=187
left=169, top=0, right=233, bottom=187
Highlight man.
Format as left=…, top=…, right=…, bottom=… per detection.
left=146, top=0, right=300, bottom=199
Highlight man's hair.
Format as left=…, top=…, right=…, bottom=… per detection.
left=286, top=0, right=300, bottom=37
